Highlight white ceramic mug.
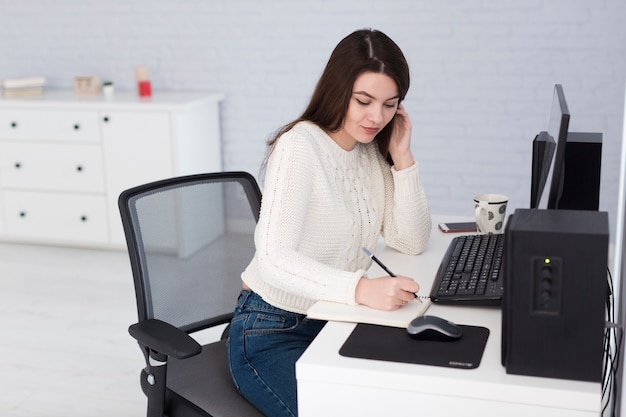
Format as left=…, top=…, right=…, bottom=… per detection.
left=474, top=193, right=508, bottom=234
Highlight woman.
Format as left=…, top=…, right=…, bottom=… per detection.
left=228, top=28, right=431, bottom=417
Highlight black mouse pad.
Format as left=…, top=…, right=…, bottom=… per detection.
left=339, top=323, right=490, bottom=369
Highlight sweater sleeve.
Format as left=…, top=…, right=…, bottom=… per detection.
left=380, top=155, right=432, bottom=255
left=254, top=131, right=366, bottom=305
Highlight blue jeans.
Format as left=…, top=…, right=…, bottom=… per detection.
left=227, top=290, right=326, bottom=417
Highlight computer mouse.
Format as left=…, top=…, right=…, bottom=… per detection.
left=406, top=315, right=463, bottom=341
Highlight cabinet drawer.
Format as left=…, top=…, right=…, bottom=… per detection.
left=0, top=142, right=105, bottom=192
left=0, top=109, right=100, bottom=143
left=2, top=191, right=109, bottom=244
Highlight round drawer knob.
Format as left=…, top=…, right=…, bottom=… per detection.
left=73, top=124, right=80, bottom=130
left=14, top=162, right=21, bottom=169
left=10, top=121, right=18, bottom=128
left=80, top=215, right=88, bottom=222
left=76, top=165, right=83, bottom=172
left=103, top=116, right=110, bottom=123
left=19, top=211, right=26, bottom=218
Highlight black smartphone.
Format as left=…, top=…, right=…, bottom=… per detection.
left=438, top=221, right=477, bottom=233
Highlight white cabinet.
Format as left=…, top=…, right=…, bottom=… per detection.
left=0, top=90, right=224, bottom=248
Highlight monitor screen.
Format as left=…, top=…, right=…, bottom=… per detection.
left=534, top=84, right=571, bottom=209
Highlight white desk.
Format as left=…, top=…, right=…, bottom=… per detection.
left=296, top=217, right=601, bottom=417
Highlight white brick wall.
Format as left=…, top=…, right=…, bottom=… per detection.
left=1, top=0, right=625, bottom=232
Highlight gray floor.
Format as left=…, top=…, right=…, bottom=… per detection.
left=1, top=241, right=146, bottom=416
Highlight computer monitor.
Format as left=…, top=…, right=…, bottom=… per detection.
left=530, top=132, right=556, bottom=209
left=545, top=84, right=571, bottom=209
left=531, top=84, right=570, bottom=209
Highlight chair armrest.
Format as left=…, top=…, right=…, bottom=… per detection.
left=129, top=319, right=202, bottom=360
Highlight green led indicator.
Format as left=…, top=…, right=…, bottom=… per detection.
left=544, top=258, right=551, bottom=264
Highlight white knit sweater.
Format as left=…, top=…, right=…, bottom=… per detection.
left=242, top=121, right=431, bottom=314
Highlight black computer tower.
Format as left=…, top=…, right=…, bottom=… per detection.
left=501, top=209, right=608, bottom=382
left=557, top=132, right=602, bottom=211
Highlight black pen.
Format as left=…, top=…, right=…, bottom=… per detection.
left=361, top=247, right=428, bottom=301
left=361, top=247, right=396, bottom=276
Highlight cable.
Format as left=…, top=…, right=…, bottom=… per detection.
left=602, top=267, right=622, bottom=417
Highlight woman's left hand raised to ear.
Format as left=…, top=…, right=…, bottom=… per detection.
left=389, top=103, right=415, bottom=170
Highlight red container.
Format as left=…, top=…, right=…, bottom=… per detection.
left=138, top=80, right=152, bottom=97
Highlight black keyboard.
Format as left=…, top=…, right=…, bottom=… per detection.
left=429, top=234, right=505, bottom=306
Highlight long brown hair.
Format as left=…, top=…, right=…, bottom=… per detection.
left=267, top=28, right=410, bottom=164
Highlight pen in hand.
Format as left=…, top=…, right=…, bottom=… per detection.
left=361, top=247, right=429, bottom=301
left=361, top=247, right=396, bottom=277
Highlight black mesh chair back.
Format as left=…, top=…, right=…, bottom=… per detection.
left=119, top=172, right=265, bottom=417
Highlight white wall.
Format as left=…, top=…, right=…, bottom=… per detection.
left=1, top=0, right=625, bottom=231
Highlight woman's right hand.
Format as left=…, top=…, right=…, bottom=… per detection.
left=355, top=276, right=420, bottom=311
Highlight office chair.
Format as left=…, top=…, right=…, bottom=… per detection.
left=119, top=172, right=266, bottom=417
